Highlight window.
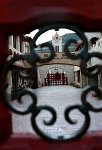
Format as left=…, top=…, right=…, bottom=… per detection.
left=77, top=70, right=80, bottom=82
left=44, top=54, right=48, bottom=57
left=55, top=46, right=59, bottom=52
left=13, top=36, right=16, bottom=48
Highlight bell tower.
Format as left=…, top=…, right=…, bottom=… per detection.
left=52, top=32, right=62, bottom=52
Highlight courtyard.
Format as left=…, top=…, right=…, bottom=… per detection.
left=12, top=85, right=102, bottom=139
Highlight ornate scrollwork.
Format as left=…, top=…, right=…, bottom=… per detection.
left=81, top=86, right=102, bottom=112
left=2, top=23, right=102, bottom=141
left=65, top=105, right=90, bottom=140
left=80, top=52, right=102, bottom=77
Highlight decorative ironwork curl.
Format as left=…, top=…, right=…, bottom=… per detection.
left=2, top=23, right=102, bottom=141
left=65, top=105, right=90, bottom=140
left=80, top=52, right=102, bottom=77
left=81, top=86, right=102, bottom=112
left=64, top=33, right=89, bottom=60
left=31, top=106, right=57, bottom=141
left=33, top=43, right=55, bottom=63
left=2, top=54, right=37, bottom=79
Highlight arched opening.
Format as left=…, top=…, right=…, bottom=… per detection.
left=45, top=67, right=68, bottom=86
left=89, top=37, right=99, bottom=47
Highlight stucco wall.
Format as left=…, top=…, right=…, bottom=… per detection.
left=37, top=64, right=74, bottom=86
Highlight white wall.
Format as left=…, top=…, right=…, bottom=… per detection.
left=52, top=33, right=62, bottom=52
left=8, top=36, right=22, bottom=55
left=85, top=32, right=101, bottom=41
left=9, top=35, right=13, bottom=47
left=74, top=66, right=80, bottom=72
left=74, top=66, right=82, bottom=87
left=89, top=38, right=102, bottom=66
left=16, top=36, right=20, bottom=52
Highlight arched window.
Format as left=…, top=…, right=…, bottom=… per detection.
left=55, top=45, right=59, bottom=52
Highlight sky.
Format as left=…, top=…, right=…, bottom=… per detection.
left=26, top=29, right=74, bottom=45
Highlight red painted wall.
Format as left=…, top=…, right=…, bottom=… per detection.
left=1, top=132, right=102, bottom=150
left=0, top=33, right=12, bottom=145
left=0, top=0, right=102, bottom=33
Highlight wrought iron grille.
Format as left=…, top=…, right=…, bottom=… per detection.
left=1, top=24, right=102, bottom=141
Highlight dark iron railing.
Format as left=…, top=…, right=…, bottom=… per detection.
left=1, top=24, right=102, bottom=141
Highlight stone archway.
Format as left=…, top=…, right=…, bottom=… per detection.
left=37, top=64, right=74, bottom=87
left=44, top=67, right=68, bottom=86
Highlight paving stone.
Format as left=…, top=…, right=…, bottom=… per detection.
left=12, top=85, right=102, bottom=139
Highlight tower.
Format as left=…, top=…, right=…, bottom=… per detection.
left=52, top=32, right=62, bottom=52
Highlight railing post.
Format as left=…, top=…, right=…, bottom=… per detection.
left=0, top=33, right=12, bottom=145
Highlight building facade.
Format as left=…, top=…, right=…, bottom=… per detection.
left=7, top=31, right=102, bottom=89
left=7, top=35, right=33, bottom=91
left=86, top=33, right=102, bottom=87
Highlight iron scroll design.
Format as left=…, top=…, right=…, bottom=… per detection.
left=2, top=24, right=102, bottom=141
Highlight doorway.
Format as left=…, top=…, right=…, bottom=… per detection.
left=45, top=68, right=68, bottom=86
